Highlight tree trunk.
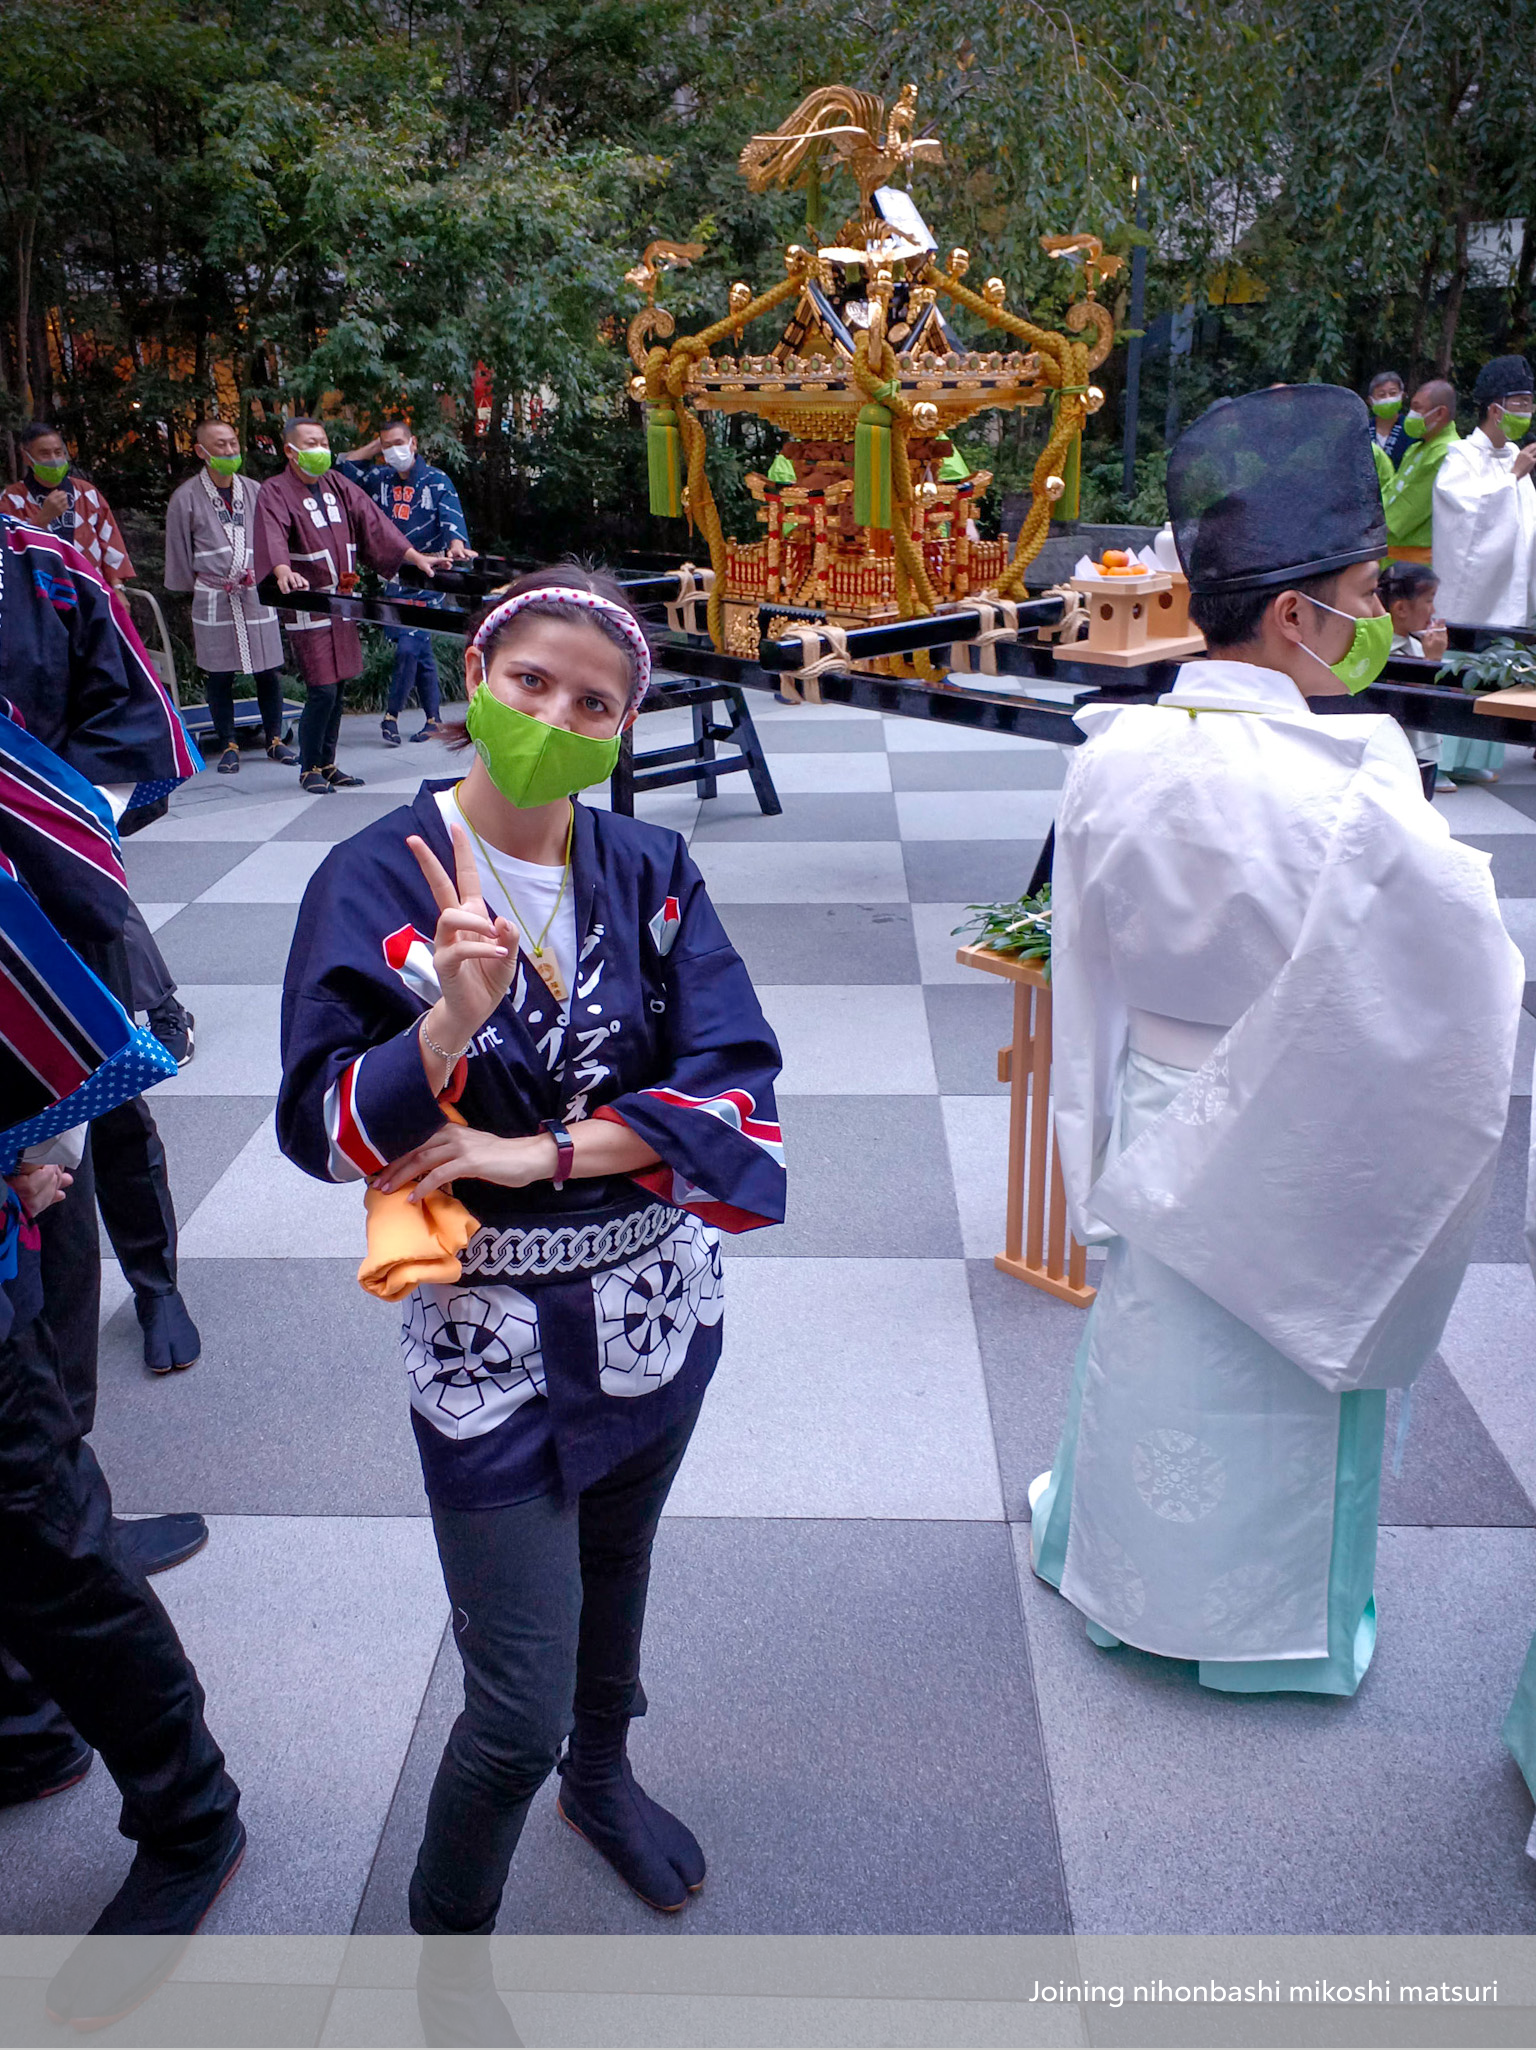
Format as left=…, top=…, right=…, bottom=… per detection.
left=1503, top=214, right=1536, bottom=352
left=1408, top=231, right=1442, bottom=381
left=1435, top=207, right=1471, bottom=375
left=15, top=214, right=35, bottom=415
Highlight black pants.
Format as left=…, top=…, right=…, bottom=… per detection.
left=122, top=899, right=176, bottom=1014
left=203, top=668, right=286, bottom=747
left=408, top=1397, right=701, bottom=1933
left=0, top=1312, right=239, bottom=1848
left=297, top=684, right=345, bottom=772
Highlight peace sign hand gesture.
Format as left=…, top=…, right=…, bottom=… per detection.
left=406, top=824, right=518, bottom=1079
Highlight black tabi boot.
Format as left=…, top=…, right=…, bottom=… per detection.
left=416, top=1936, right=522, bottom=2048
left=555, top=1716, right=704, bottom=1912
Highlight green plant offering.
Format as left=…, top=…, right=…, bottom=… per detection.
left=1436, top=638, right=1536, bottom=695
left=954, top=886, right=1052, bottom=973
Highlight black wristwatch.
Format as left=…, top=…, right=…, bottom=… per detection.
left=541, top=1116, right=574, bottom=1190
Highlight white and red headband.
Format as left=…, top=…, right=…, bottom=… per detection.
left=470, top=586, right=652, bottom=704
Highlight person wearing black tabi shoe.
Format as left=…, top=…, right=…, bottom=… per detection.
left=277, top=566, right=785, bottom=1988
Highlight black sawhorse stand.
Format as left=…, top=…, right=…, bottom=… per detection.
left=610, top=676, right=781, bottom=818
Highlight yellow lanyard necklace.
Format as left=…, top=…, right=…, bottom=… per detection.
left=454, top=787, right=574, bottom=1001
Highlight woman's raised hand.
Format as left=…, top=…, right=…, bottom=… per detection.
left=406, top=825, right=518, bottom=1052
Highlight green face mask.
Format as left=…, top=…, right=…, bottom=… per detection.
left=291, top=446, right=332, bottom=479
left=206, top=452, right=242, bottom=479
left=29, top=458, right=68, bottom=487
left=1403, top=411, right=1427, bottom=440
left=465, top=687, right=622, bottom=808
left=1305, top=596, right=1395, bottom=694
left=1498, top=408, right=1533, bottom=443
left=1369, top=395, right=1402, bottom=420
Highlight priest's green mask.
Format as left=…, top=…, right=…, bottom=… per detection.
left=1304, top=598, right=1394, bottom=694
left=465, top=689, right=621, bottom=808
left=291, top=447, right=332, bottom=479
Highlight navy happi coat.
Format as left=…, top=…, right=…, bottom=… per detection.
left=278, top=782, right=785, bottom=1503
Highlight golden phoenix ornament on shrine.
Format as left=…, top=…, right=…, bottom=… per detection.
left=626, top=85, right=1116, bottom=670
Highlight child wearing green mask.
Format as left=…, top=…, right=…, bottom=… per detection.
left=1, top=423, right=135, bottom=586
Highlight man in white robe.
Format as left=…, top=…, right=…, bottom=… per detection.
left=1433, top=354, right=1536, bottom=630
left=1031, top=385, right=1522, bottom=1696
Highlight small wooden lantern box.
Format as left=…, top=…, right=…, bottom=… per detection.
left=956, top=944, right=1095, bottom=1309
left=1056, top=572, right=1205, bottom=669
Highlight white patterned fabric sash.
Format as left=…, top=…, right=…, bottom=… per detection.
left=460, top=1199, right=680, bottom=1281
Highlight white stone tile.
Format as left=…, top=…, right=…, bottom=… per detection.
left=895, top=791, right=1060, bottom=841
left=1440, top=1263, right=1536, bottom=1504
left=913, top=903, right=993, bottom=983
left=181, top=1117, right=367, bottom=1257
left=1437, top=788, right=1536, bottom=834
left=197, top=841, right=333, bottom=902
left=940, top=1095, right=1013, bottom=1260
left=98, top=1257, right=130, bottom=1328
left=754, top=752, right=893, bottom=794
left=738, top=696, right=882, bottom=726
left=1498, top=899, right=1536, bottom=979
left=667, top=1258, right=1003, bottom=1520
left=689, top=841, right=908, bottom=904
left=137, top=796, right=321, bottom=844
left=135, top=901, right=185, bottom=934
left=883, top=720, right=1059, bottom=753
left=152, top=985, right=283, bottom=1097
left=759, top=984, right=936, bottom=1093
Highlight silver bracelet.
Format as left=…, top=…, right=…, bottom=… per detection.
left=419, top=1017, right=472, bottom=1065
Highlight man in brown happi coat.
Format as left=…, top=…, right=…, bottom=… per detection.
left=254, top=417, right=440, bottom=792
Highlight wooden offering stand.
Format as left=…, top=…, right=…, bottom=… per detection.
left=1055, top=570, right=1205, bottom=669
left=956, top=944, right=1095, bottom=1308
left=1475, top=686, right=1536, bottom=721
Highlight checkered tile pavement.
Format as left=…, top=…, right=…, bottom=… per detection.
left=5, top=699, right=1536, bottom=1944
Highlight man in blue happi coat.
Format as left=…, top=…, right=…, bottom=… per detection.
left=338, top=419, right=475, bottom=745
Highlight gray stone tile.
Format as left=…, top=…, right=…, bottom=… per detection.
left=904, top=843, right=1045, bottom=904
left=941, top=1096, right=1013, bottom=1259
left=968, top=1259, right=1093, bottom=1524
left=1017, top=1524, right=1536, bottom=1933
left=154, top=904, right=301, bottom=986
left=92, top=1259, right=426, bottom=1517
left=692, top=841, right=908, bottom=904
left=196, top=843, right=332, bottom=905
left=1471, top=1095, right=1531, bottom=1262
left=355, top=1520, right=1067, bottom=1935
left=0, top=1973, right=330, bottom=2046
left=179, top=1119, right=369, bottom=1258
left=138, top=1094, right=277, bottom=1223
left=890, top=750, right=1068, bottom=791
left=671, top=1259, right=1000, bottom=1519
left=896, top=792, right=1059, bottom=842
left=122, top=839, right=254, bottom=902
left=0, top=1517, right=446, bottom=1935
left=714, top=904, right=920, bottom=986
left=756, top=717, right=888, bottom=753
left=691, top=794, right=900, bottom=843
left=1440, top=1264, right=1536, bottom=1506
left=1463, top=837, right=1536, bottom=898
left=136, top=795, right=319, bottom=844
left=1489, top=783, right=1536, bottom=825
left=925, top=983, right=1016, bottom=1096
left=726, top=1096, right=960, bottom=1260
left=752, top=753, right=891, bottom=794
left=1379, top=1357, right=1535, bottom=1529
left=151, top=987, right=282, bottom=1097
left=274, top=794, right=417, bottom=842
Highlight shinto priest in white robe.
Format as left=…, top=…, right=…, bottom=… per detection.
left=1031, top=657, right=1521, bottom=1694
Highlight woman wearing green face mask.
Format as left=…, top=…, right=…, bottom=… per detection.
left=275, top=565, right=784, bottom=1964
left=1365, top=370, right=1408, bottom=470
left=1, top=422, right=136, bottom=586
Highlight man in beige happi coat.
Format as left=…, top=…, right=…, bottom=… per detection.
left=164, top=420, right=297, bottom=774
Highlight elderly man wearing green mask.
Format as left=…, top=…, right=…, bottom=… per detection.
left=1380, top=378, right=1459, bottom=565
left=254, top=417, right=442, bottom=794
left=1, top=422, right=135, bottom=586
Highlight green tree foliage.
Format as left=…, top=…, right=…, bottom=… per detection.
left=1, top=0, right=1531, bottom=546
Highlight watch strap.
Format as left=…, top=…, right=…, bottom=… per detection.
left=541, top=1116, right=575, bottom=1190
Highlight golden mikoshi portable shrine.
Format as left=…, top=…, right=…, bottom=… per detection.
left=625, top=84, right=1131, bottom=677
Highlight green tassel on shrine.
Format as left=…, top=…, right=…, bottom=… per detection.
left=854, top=400, right=893, bottom=530
left=647, top=404, right=683, bottom=518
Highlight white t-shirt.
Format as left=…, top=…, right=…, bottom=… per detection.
left=435, top=787, right=578, bottom=1010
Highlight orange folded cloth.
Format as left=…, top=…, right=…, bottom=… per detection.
left=357, top=1101, right=481, bottom=1302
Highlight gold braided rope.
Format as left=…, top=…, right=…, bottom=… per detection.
left=645, top=270, right=806, bottom=649
left=850, top=326, right=942, bottom=682
left=922, top=263, right=1091, bottom=598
